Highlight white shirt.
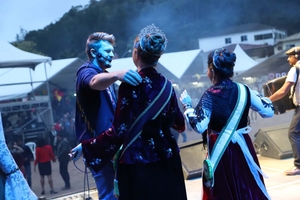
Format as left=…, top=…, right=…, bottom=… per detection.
left=286, top=60, right=300, bottom=105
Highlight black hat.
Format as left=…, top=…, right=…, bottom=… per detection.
left=285, top=47, right=300, bottom=56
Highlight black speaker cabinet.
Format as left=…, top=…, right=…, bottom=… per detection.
left=179, top=139, right=207, bottom=180
left=253, top=123, right=292, bottom=159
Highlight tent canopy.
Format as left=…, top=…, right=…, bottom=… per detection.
left=159, top=49, right=201, bottom=79
left=108, top=49, right=202, bottom=81
left=0, top=41, right=52, bottom=69
left=0, top=58, right=84, bottom=101
left=233, top=44, right=258, bottom=72
left=234, top=50, right=289, bottom=80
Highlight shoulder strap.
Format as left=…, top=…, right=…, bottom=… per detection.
left=209, top=83, right=247, bottom=172
left=76, top=99, right=96, bottom=139
left=120, top=77, right=173, bottom=159
left=291, top=66, right=299, bottom=98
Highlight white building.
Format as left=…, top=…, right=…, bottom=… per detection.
left=198, top=23, right=287, bottom=52
left=274, top=32, right=300, bottom=54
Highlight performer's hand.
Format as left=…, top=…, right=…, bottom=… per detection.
left=70, top=143, right=82, bottom=162
left=180, top=90, right=192, bottom=110
left=119, top=69, right=142, bottom=86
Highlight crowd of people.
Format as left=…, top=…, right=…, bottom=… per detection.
left=0, top=105, right=76, bottom=197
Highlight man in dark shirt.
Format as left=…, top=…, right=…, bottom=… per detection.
left=56, top=132, right=71, bottom=190
left=74, top=32, right=142, bottom=199
left=16, top=139, right=33, bottom=188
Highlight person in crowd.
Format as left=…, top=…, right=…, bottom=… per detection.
left=171, top=128, right=187, bottom=143
left=16, top=139, right=34, bottom=188
left=62, top=113, right=71, bottom=133
left=48, top=125, right=57, bottom=155
left=58, top=125, right=69, bottom=141
left=68, top=118, right=77, bottom=148
left=180, top=48, right=274, bottom=199
left=9, top=140, right=25, bottom=176
left=0, top=113, right=37, bottom=199
left=34, top=137, right=57, bottom=195
left=74, top=31, right=142, bottom=200
left=269, top=46, right=300, bottom=175
left=56, top=132, right=71, bottom=190
left=54, top=119, right=62, bottom=132
left=71, top=24, right=187, bottom=200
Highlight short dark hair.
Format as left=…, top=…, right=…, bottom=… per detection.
left=36, top=137, right=47, bottom=147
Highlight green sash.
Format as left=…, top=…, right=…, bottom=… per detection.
left=203, top=83, right=247, bottom=187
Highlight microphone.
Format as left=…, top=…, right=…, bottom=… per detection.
left=91, top=49, right=112, bottom=64
left=97, top=53, right=112, bottom=63
left=96, top=52, right=103, bottom=59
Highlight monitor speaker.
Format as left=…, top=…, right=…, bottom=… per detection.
left=179, top=139, right=206, bottom=180
left=253, top=123, right=292, bottom=159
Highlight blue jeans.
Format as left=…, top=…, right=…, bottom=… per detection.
left=288, top=106, right=300, bottom=168
left=90, top=161, right=117, bottom=200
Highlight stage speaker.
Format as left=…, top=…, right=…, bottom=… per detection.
left=253, top=123, right=292, bottom=159
left=179, top=139, right=207, bottom=180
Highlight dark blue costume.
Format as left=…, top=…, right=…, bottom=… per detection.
left=186, top=79, right=274, bottom=200
left=81, top=68, right=187, bottom=200
left=76, top=61, right=117, bottom=200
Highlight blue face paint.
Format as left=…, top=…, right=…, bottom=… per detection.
left=95, top=40, right=114, bottom=68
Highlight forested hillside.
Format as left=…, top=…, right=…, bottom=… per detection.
left=13, top=0, right=300, bottom=60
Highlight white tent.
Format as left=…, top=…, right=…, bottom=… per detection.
left=159, top=49, right=201, bottom=79
left=233, top=44, right=258, bottom=72
left=0, top=58, right=83, bottom=101
left=0, top=41, right=51, bottom=69
left=108, top=49, right=202, bottom=81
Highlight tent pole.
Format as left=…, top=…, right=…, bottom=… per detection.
left=29, top=68, right=35, bottom=100
left=44, top=62, right=54, bottom=126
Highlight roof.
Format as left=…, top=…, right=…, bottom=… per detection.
left=221, top=43, right=272, bottom=52
left=277, top=32, right=300, bottom=42
left=201, top=23, right=284, bottom=38
left=234, top=50, right=289, bottom=80
left=0, top=40, right=51, bottom=69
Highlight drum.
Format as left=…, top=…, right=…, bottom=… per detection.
left=263, top=76, right=295, bottom=115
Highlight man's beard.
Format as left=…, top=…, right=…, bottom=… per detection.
left=97, top=56, right=112, bottom=68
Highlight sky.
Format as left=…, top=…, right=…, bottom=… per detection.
left=0, top=0, right=91, bottom=42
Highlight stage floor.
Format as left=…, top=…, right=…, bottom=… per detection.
left=33, top=111, right=299, bottom=200
left=46, top=156, right=299, bottom=200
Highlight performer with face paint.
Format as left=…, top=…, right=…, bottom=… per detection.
left=74, top=32, right=142, bottom=200
left=180, top=48, right=274, bottom=200
left=71, top=25, right=187, bottom=200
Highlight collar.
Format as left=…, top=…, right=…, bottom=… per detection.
left=138, top=67, right=158, bottom=76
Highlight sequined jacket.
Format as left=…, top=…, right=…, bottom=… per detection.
left=81, top=67, right=185, bottom=172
